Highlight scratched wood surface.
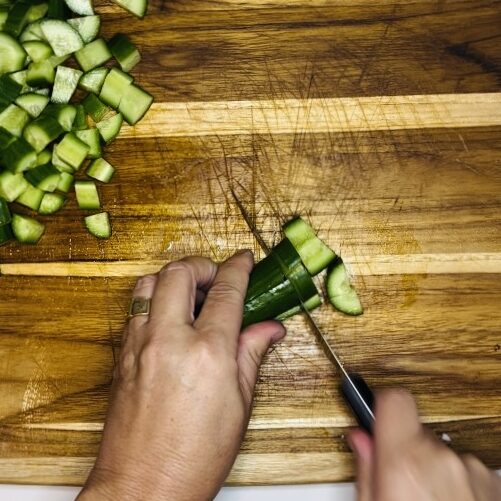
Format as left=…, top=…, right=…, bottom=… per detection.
left=0, top=0, right=501, bottom=486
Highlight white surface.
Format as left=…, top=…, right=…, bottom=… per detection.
left=0, top=484, right=355, bottom=500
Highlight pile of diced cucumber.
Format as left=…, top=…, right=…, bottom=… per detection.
left=0, top=0, right=151, bottom=244
left=242, top=217, right=363, bottom=325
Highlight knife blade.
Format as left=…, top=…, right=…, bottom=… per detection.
left=230, top=189, right=375, bottom=433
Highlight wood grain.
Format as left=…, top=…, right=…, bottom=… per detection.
left=1, top=0, right=501, bottom=486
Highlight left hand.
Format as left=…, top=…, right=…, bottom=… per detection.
left=77, top=251, right=286, bottom=501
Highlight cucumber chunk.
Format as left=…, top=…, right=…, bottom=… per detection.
left=52, top=145, right=73, bottom=172
left=0, top=128, right=16, bottom=150
left=75, top=128, right=101, bottom=158
left=24, top=163, right=61, bottom=191
left=4, top=1, right=31, bottom=37
left=47, top=0, right=70, bottom=20
left=2, top=137, right=37, bottom=172
left=11, top=212, right=45, bottom=243
left=23, top=40, right=53, bottom=62
left=326, top=258, right=363, bottom=316
left=38, top=191, right=65, bottom=214
left=67, top=15, right=99, bottom=43
left=111, top=0, right=147, bottom=18
left=26, top=60, right=55, bottom=87
left=19, top=20, right=44, bottom=43
left=15, top=92, right=50, bottom=118
left=72, top=103, right=87, bottom=130
left=0, top=32, right=27, bottom=75
left=51, top=66, right=83, bottom=103
left=0, top=197, right=12, bottom=224
left=84, top=211, right=110, bottom=238
left=99, top=67, right=132, bottom=108
left=56, top=170, right=73, bottom=191
left=79, top=67, right=108, bottom=94
left=0, top=171, right=29, bottom=201
left=16, top=182, right=44, bottom=210
left=109, top=33, right=140, bottom=72
left=118, top=83, right=152, bottom=125
left=75, top=179, right=99, bottom=209
left=75, top=38, right=112, bottom=72
left=23, top=116, right=63, bottom=152
left=82, top=93, right=109, bottom=122
left=40, top=19, right=84, bottom=56
left=0, top=223, right=13, bottom=245
left=36, top=148, right=52, bottom=165
left=64, top=0, right=93, bottom=15
left=55, top=132, right=89, bottom=169
left=43, top=103, right=77, bottom=131
left=96, top=113, right=122, bottom=143
left=0, top=104, right=30, bottom=137
left=0, top=74, right=23, bottom=103
left=86, top=157, right=114, bottom=183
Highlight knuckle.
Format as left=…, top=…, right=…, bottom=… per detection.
left=208, top=281, right=244, bottom=304
left=134, top=274, right=157, bottom=291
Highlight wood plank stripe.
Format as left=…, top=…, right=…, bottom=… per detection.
left=1, top=253, right=500, bottom=277
left=121, top=94, right=501, bottom=138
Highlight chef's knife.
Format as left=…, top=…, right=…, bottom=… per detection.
left=230, top=189, right=375, bottom=433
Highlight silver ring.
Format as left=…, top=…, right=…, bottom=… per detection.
left=128, top=297, right=151, bottom=318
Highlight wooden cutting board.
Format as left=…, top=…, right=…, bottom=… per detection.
left=1, top=0, right=501, bottom=486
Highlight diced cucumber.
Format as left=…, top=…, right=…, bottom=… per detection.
left=56, top=170, right=73, bottom=191
left=75, top=179, right=99, bottom=209
left=326, top=258, right=363, bottom=316
left=84, top=211, right=110, bottom=238
left=15, top=92, right=49, bottom=118
left=48, top=53, right=69, bottom=67
left=75, top=128, right=101, bottom=158
left=8, top=70, right=27, bottom=87
left=27, top=2, right=49, bottom=23
left=0, top=7, right=8, bottom=31
left=64, top=0, right=93, bottom=15
left=43, top=103, right=77, bottom=131
left=24, top=163, right=60, bottom=191
left=0, top=74, right=23, bottom=103
left=22, top=40, right=53, bottom=62
left=15, top=182, right=44, bottom=210
left=51, top=66, right=82, bottom=103
left=36, top=148, right=52, bottom=165
left=109, top=33, right=140, bottom=72
left=0, top=223, right=13, bottom=245
left=75, top=38, right=112, bottom=72
left=67, top=15, right=99, bottom=43
left=47, top=0, right=70, bottom=19
left=0, top=170, right=29, bottom=201
left=79, top=67, right=108, bottom=94
left=82, top=93, right=109, bottom=122
left=40, top=19, right=84, bottom=56
left=0, top=104, right=30, bottom=137
left=26, top=60, right=55, bottom=87
left=38, top=191, right=65, bottom=214
left=118, top=83, right=153, bottom=125
left=0, top=32, right=27, bottom=74
left=4, top=1, right=31, bottom=37
left=19, top=20, right=44, bottom=42
left=276, top=294, right=322, bottom=321
left=86, top=157, right=114, bottom=183
left=99, top=67, right=132, bottom=108
left=72, top=103, right=87, bottom=130
left=23, top=116, right=63, bottom=152
left=0, top=197, right=12, bottom=224
left=111, top=0, right=147, bottom=18
left=96, top=112, right=122, bottom=143
left=55, top=132, right=88, bottom=169
left=11, top=212, right=45, bottom=243
left=52, top=145, right=73, bottom=172
left=283, top=217, right=336, bottom=275
left=0, top=128, right=16, bottom=150
left=2, top=137, right=37, bottom=172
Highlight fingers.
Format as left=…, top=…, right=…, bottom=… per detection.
left=127, top=274, right=158, bottom=334
left=348, top=429, right=374, bottom=501
left=150, top=257, right=218, bottom=327
left=236, top=320, right=286, bottom=406
left=195, top=251, right=254, bottom=348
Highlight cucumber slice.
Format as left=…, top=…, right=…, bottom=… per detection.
left=111, top=0, right=147, bottom=18
left=22, top=40, right=53, bottom=62
left=75, top=38, right=112, bottom=72
left=276, top=294, right=322, bottom=321
left=11, top=212, right=45, bottom=243
left=0, top=223, right=13, bottom=245
left=99, top=67, right=132, bottom=108
left=0, top=32, right=27, bottom=74
left=47, top=0, right=70, bottom=19
left=56, top=170, right=73, bottom=191
left=26, top=2, right=49, bottom=23
left=109, top=33, right=140, bottom=72
left=283, top=217, right=336, bottom=275
left=84, top=211, right=110, bottom=238
left=55, top=132, right=88, bottom=169
left=75, top=128, right=101, bottom=158
left=52, top=144, right=73, bottom=172
left=0, top=128, right=16, bottom=150
left=72, top=103, right=87, bottom=130
left=43, top=103, right=77, bottom=131
left=38, top=191, right=65, bottom=214
left=118, top=83, right=153, bottom=125
left=15, top=92, right=49, bottom=118
left=26, top=60, right=55, bottom=87
left=67, top=15, right=99, bottom=43
left=24, top=163, right=60, bottom=191
left=79, top=67, right=108, bottom=94
left=19, top=20, right=44, bottom=42
left=75, top=179, right=99, bottom=209
left=36, top=148, right=52, bottom=165
left=40, top=19, right=84, bottom=56
left=15, top=182, right=44, bottom=210
left=2, top=137, right=37, bottom=172
left=86, top=157, right=114, bottom=183
left=23, top=116, right=63, bottom=152
left=96, top=113, right=122, bottom=143
left=82, top=93, right=110, bottom=122
left=0, top=104, right=30, bottom=137
left=0, top=197, right=12, bottom=224
left=326, top=259, right=363, bottom=316
left=0, top=74, right=23, bottom=103
left=51, top=66, right=82, bottom=103
left=4, top=1, right=31, bottom=37
left=64, top=0, right=93, bottom=15
left=0, top=171, right=29, bottom=201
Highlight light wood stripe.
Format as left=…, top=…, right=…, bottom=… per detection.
left=121, top=93, right=501, bottom=139
left=1, top=253, right=500, bottom=277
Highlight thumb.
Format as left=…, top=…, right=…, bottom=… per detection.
left=348, top=429, right=374, bottom=501
left=237, top=320, right=286, bottom=407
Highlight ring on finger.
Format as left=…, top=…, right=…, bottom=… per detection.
left=128, top=296, right=151, bottom=318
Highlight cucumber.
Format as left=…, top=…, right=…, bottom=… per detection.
left=0, top=32, right=27, bottom=74
left=19, top=20, right=44, bottom=42
left=75, top=179, right=99, bottom=209
left=11, top=212, right=45, bottom=243
left=79, top=66, right=108, bottom=94
left=48, top=53, right=69, bottom=67
left=108, top=33, right=140, bottom=72
left=0, top=104, right=30, bottom=137
left=51, top=66, right=82, bottom=103
left=0, top=223, right=13, bottom=245
left=99, top=67, right=132, bottom=108
left=15, top=92, right=49, bottom=117
left=64, top=0, right=93, bottom=15
left=55, top=132, right=88, bottom=169
left=75, top=128, right=101, bottom=158
left=72, top=103, right=87, bottom=130
left=52, top=144, right=73, bottom=172
left=15, top=182, right=44, bottom=210
left=2, top=137, right=37, bottom=172
left=0, top=7, right=8, bottom=31
left=36, top=148, right=52, bottom=165
left=118, top=83, right=152, bottom=125
left=40, top=19, right=84, bottom=56
left=276, top=294, right=322, bottom=321
left=38, top=191, right=65, bottom=214
left=23, top=116, right=63, bottom=152
left=4, top=1, right=31, bottom=36
left=22, top=40, right=53, bottom=62
left=47, top=0, right=70, bottom=19
left=24, top=163, right=60, bottom=191
left=86, top=157, right=114, bottom=183
left=283, top=217, right=336, bottom=275
left=96, top=112, right=122, bottom=143
left=0, top=128, right=16, bottom=150
left=0, top=197, right=12, bottom=224
left=56, top=170, right=73, bottom=191
left=0, top=74, right=23, bottom=103
left=67, top=15, right=99, bottom=43
left=75, top=38, right=112, bottom=72
left=0, top=170, right=29, bottom=201
left=111, top=0, right=147, bottom=18
left=82, top=93, right=109, bottom=122
left=84, top=211, right=110, bottom=238
left=26, top=60, right=55, bottom=87
left=43, top=103, right=77, bottom=131
left=326, top=258, right=363, bottom=316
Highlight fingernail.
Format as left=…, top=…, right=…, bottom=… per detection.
left=271, top=324, right=287, bottom=343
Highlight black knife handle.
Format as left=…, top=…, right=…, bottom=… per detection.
left=341, top=373, right=375, bottom=435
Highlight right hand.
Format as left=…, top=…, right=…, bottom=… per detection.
left=348, top=389, right=501, bottom=501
